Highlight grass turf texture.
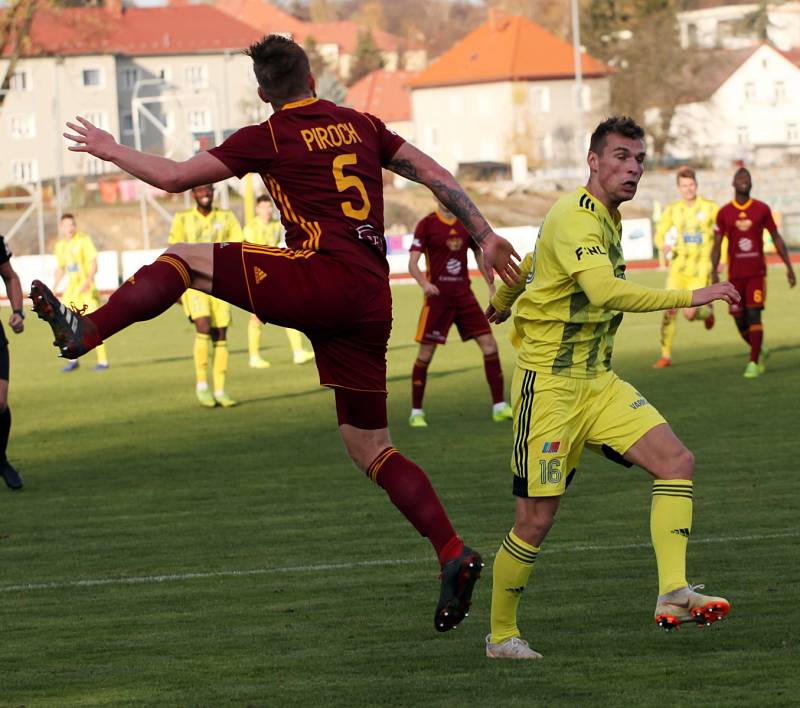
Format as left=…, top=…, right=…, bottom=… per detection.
left=1, top=268, right=798, bottom=706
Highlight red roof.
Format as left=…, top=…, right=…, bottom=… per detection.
left=214, top=0, right=403, bottom=53
left=346, top=69, right=418, bottom=123
left=2, top=5, right=261, bottom=57
left=409, top=12, right=608, bottom=88
left=783, top=48, right=800, bottom=68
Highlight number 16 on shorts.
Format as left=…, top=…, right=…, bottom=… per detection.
left=539, top=458, right=562, bottom=485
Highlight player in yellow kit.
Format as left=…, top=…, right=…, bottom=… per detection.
left=168, top=185, right=242, bottom=407
left=53, top=214, right=109, bottom=372
left=482, top=117, right=738, bottom=660
left=242, top=195, right=314, bottom=368
left=652, top=168, right=719, bottom=368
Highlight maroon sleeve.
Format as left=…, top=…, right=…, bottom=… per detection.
left=715, top=207, right=727, bottom=236
left=207, top=124, right=276, bottom=179
left=363, top=112, right=406, bottom=166
left=409, top=217, right=428, bottom=253
left=762, top=203, right=778, bottom=234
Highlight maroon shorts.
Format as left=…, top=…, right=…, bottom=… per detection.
left=415, top=289, right=491, bottom=345
left=729, top=275, right=766, bottom=314
left=211, top=242, right=391, bottom=402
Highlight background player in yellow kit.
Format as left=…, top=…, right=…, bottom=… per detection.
left=53, top=213, right=109, bottom=372
left=482, top=117, right=738, bottom=660
left=242, top=195, right=314, bottom=368
left=168, top=185, right=242, bottom=407
left=652, top=168, right=719, bottom=368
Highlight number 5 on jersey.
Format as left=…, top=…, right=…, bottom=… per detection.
left=333, top=153, right=371, bottom=220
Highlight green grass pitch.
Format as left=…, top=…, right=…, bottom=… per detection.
left=1, top=268, right=798, bottom=706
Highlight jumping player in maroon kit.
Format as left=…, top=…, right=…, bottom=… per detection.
left=408, top=201, right=512, bottom=427
left=30, top=35, right=520, bottom=633
left=712, top=167, right=796, bottom=378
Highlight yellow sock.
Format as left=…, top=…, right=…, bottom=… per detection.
left=248, top=319, right=262, bottom=360
left=490, top=530, right=539, bottom=644
left=95, top=343, right=108, bottom=366
left=213, top=340, right=228, bottom=393
left=285, top=328, right=304, bottom=354
left=194, top=333, right=211, bottom=385
left=651, top=480, right=693, bottom=594
left=660, top=311, right=677, bottom=358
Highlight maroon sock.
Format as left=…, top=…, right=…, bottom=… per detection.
left=88, top=254, right=191, bottom=340
left=411, top=358, right=429, bottom=409
left=749, top=324, right=763, bottom=362
left=367, top=447, right=462, bottom=564
left=483, top=353, right=504, bottom=404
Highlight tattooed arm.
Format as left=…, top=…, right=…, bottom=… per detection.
left=387, top=142, right=520, bottom=284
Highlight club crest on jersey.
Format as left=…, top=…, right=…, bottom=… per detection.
left=735, top=214, right=752, bottom=231
left=542, top=441, right=560, bottom=453
left=575, top=245, right=606, bottom=260
left=447, top=237, right=462, bottom=251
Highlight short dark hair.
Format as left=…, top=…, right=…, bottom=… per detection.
left=256, top=195, right=272, bottom=204
left=61, top=213, right=75, bottom=222
left=676, top=167, right=696, bottom=183
left=245, top=34, right=311, bottom=101
left=589, top=116, right=645, bottom=155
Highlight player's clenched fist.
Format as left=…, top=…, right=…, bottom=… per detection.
left=691, top=281, right=740, bottom=306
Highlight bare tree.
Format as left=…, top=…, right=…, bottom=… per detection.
left=0, top=0, right=40, bottom=112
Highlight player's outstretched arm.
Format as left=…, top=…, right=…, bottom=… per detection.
left=387, top=143, right=520, bottom=285
left=690, top=282, right=741, bottom=306
left=63, top=117, right=233, bottom=192
left=771, top=231, right=797, bottom=288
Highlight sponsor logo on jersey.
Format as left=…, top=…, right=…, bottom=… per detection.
left=445, top=257, right=462, bottom=275
left=630, top=397, right=648, bottom=410
left=446, top=237, right=462, bottom=251
left=542, top=441, right=560, bottom=453
left=682, top=232, right=703, bottom=244
left=737, top=237, right=754, bottom=252
left=254, top=266, right=267, bottom=284
left=575, top=245, right=606, bottom=260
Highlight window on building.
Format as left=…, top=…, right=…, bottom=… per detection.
left=737, top=126, right=748, bottom=145
left=186, top=108, right=211, bottom=132
left=744, top=82, right=756, bottom=101
left=121, top=112, right=135, bottom=135
left=158, top=67, right=172, bottom=82
left=184, top=64, right=208, bottom=89
left=82, top=68, right=103, bottom=88
left=532, top=87, right=550, bottom=113
left=581, top=85, right=592, bottom=111
left=788, top=123, right=799, bottom=143
left=120, top=67, right=139, bottom=91
left=11, top=159, right=38, bottom=184
left=84, top=111, right=108, bottom=130
left=9, top=113, right=35, bottom=139
left=9, top=70, right=31, bottom=91
left=85, top=157, right=108, bottom=176
left=536, top=134, right=553, bottom=160
left=163, top=110, right=176, bottom=133
left=774, top=80, right=786, bottom=103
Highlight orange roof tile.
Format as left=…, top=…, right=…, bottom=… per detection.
left=409, top=12, right=608, bottom=88
left=2, top=5, right=261, bottom=57
left=298, top=21, right=401, bottom=53
left=214, top=0, right=305, bottom=36
left=346, top=69, right=418, bottom=123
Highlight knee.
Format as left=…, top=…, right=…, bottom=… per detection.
left=660, top=447, right=694, bottom=480
left=478, top=336, right=498, bottom=356
left=515, top=504, right=558, bottom=546
left=195, top=320, right=211, bottom=335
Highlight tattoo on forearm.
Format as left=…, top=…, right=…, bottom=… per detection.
left=387, top=158, right=420, bottom=182
left=428, top=179, right=488, bottom=243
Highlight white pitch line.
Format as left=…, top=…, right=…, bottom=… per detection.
left=2, top=529, right=797, bottom=594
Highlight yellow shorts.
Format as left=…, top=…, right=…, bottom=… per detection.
left=666, top=270, right=708, bottom=293
left=181, top=289, right=231, bottom=328
left=510, top=367, right=666, bottom=497
left=62, top=287, right=100, bottom=313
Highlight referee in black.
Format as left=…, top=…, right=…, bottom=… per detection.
left=0, top=234, right=25, bottom=489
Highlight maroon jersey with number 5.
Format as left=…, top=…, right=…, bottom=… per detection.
left=209, top=97, right=405, bottom=279
left=715, top=198, right=776, bottom=278
left=410, top=211, right=477, bottom=297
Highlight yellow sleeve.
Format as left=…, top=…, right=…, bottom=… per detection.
left=55, top=240, right=65, bottom=267
left=81, top=234, right=98, bottom=262
left=553, top=209, right=609, bottom=276
left=267, top=222, right=282, bottom=247
left=576, top=265, right=692, bottom=312
left=168, top=213, right=185, bottom=244
left=490, top=251, right=534, bottom=312
left=653, top=205, right=673, bottom=250
left=226, top=212, right=243, bottom=243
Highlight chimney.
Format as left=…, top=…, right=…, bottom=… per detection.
left=106, top=0, right=123, bottom=18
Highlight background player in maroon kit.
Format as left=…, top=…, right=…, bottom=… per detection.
left=408, top=201, right=512, bottom=427
left=712, top=167, right=796, bottom=378
left=31, top=35, right=520, bottom=634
